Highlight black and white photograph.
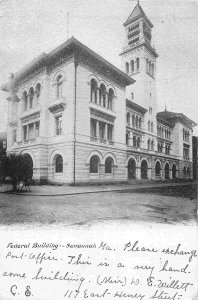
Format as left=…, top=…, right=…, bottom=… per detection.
left=0, top=0, right=197, bottom=299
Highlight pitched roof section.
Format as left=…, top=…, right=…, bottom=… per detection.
left=126, top=99, right=147, bottom=114
left=1, top=37, right=134, bottom=92
left=124, top=3, right=153, bottom=27
left=157, top=111, right=197, bottom=128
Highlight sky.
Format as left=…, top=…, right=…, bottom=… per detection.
left=0, top=0, right=198, bottom=134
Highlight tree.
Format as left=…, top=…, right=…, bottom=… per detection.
left=1, top=153, right=33, bottom=191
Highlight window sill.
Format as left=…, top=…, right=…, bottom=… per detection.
left=89, top=102, right=115, bottom=114
left=90, top=137, right=114, bottom=145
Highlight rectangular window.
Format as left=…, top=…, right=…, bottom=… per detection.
left=183, top=145, right=189, bottom=160
left=99, top=122, right=105, bottom=140
left=35, top=121, right=40, bottom=138
left=90, top=119, right=97, bottom=138
left=23, top=126, right=27, bottom=141
left=29, top=123, right=34, bottom=140
left=56, top=116, right=62, bottom=135
left=107, top=124, right=113, bottom=141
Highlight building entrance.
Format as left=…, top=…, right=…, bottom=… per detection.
left=128, top=158, right=136, bottom=179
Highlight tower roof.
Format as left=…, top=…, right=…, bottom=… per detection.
left=124, top=2, right=153, bottom=28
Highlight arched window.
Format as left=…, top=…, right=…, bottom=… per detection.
left=128, top=158, right=136, bottom=179
left=91, top=79, right=98, bottom=103
left=172, top=164, right=177, bottom=179
left=133, top=135, right=136, bottom=147
left=126, top=112, right=130, bottom=125
left=148, top=121, right=150, bottom=131
left=126, top=62, right=129, bottom=74
left=57, top=75, right=63, bottom=98
left=148, top=139, right=151, bottom=150
left=139, top=117, right=142, bottom=128
left=151, top=122, right=153, bottom=132
left=29, top=87, right=34, bottom=109
left=165, top=163, right=169, bottom=179
left=151, top=140, right=154, bottom=151
left=105, top=157, right=114, bottom=174
left=90, top=155, right=100, bottom=173
left=149, top=61, right=151, bottom=74
left=132, top=114, right=135, bottom=126
left=22, top=154, right=33, bottom=179
left=108, top=88, right=114, bottom=110
left=159, top=127, right=161, bottom=137
left=187, top=167, right=190, bottom=177
left=136, top=57, right=140, bottom=71
left=99, top=84, right=106, bottom=107
left=126, top=133, right=129, bottom=145
left=55, top=155, right=63, bottom=173
left=23, top=91, right=28, bottom=111
left=135, top=115, right=138, bottom=127
left=35, top=83, right=41, bottom=105
left=131, top=60, right=134, bottom=73
left=155, top=161, right=161, bottom=177
left=141, top=160, right=148, bottom=179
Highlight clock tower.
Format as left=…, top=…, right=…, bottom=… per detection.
left=120, top=2, right=158, bottom=130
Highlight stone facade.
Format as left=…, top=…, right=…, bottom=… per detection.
left=1, top=3, right=196, bottom=184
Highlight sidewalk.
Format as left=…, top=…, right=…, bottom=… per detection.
left=0, top=181, right=194, bottom=197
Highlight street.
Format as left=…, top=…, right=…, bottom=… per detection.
left=0, top=185, right=196, bottom=228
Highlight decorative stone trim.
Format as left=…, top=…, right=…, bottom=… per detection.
left=90, top=107, right=116, bottom=123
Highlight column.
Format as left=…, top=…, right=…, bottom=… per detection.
left=27, top=95, right=30, bottom=110
left=129, top=131, right=133, bottom=146
left=34, top=122, right=36, bottom=139
left=26, top=125, right=29, bottom=141
left=161, top=161, right=165, bottom=179
left=148, top=163, right=152, bottom=179
left=96, top=120, right=99, bottom=139
left=104, top=123, right=108, bottom=141
left=97, top=88, right=100, bottom=105
left=169, top=168, right=172, bottom=179
left=136, top=157, right=141, bottom=179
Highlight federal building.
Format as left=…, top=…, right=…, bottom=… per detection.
left=1, top=3, right=196, bottom=184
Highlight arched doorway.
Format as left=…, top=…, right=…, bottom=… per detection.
left=165, top=163, right=169, bottom=179
left=172, top=164, right=176, bottom=179
left=22, top=154, right=33, bottom=179
left=141, top=160, right=148, bottom=179
left=155, top=161, right=161, bottom=178
left=105, top=157, right=114, bottom=174
left=128, top=158, right=136, bottom=180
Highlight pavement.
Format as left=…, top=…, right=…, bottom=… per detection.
left=0, top=181, right=194, bottom=196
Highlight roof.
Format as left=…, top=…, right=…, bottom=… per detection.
left=157, top=111, right=197, bottom=128
left=1, top=37, right=134, bottom=92
left=124, top=3, right=153, bottom=28
left=126, top=99, right=147, bottom=114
